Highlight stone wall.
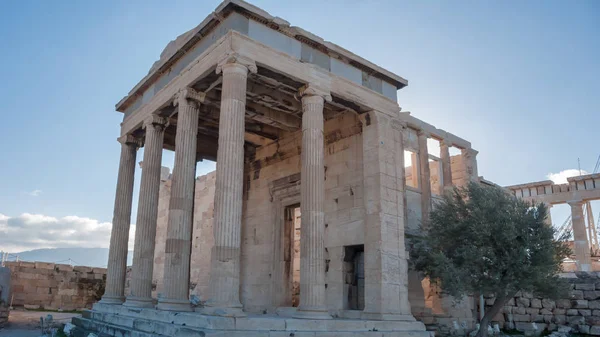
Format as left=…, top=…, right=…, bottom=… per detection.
left=484, top=272, right=600, bottom=334
left=6, top=261, right=106, bottom=311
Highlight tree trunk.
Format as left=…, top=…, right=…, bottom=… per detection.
left=475, top=292, right=514, bottom=337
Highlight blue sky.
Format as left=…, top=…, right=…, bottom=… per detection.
left=0, top=0, right=598, bottom=252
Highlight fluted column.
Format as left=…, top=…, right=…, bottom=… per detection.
left=100, top=135, right=140, bottom=304
left=417, top=131, right=432, bottom=227
left=124, top=115, right=167, bottom=308
left=157, top=88, right=203, bottom=311
left=569, top=200, right=591, bottom=271
left=203, top=54, right=255, bottom=317
left=293, top=85, right=331, bottom=320
left=440, top=139, right=453, bottom=190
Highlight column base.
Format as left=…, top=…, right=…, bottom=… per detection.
left=361, top=312, right=416, bottom=321
left=123, top=296, right=154, bottom=309
left=293, top=307, right=332, bottom=320
left=99, top=295, right=124, bottom=305
left=156, top=298, right=192, bottom=312
left=199, top=306, right=247, bottom=317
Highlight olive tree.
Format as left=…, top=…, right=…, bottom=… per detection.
left=410, top=182, right=571, bottom=337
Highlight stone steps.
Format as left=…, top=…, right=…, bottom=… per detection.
left=72, top=303, right=432, bottom=337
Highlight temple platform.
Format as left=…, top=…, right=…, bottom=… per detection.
left=71, top=303, right=431, bottom=337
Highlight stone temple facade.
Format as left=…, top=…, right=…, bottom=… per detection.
left=73, top=0, right=482, bottom=335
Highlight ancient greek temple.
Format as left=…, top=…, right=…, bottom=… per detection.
left=74, top=0, right=482, bottom=335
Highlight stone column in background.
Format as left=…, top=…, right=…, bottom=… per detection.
left=100, top=135, right=140, bottom=305
left=124, top=115, right=167, bottom=308
left=293, top=85, right=332, bottom=320
left=203, top=54, right=255, bottom=317
left=544, top=203, right=553, bottom=227
left=569, top=199, right=591, bottom=271
left=360, top=112, right=417, bottom=321
left=157, top=88, right=204, bottom=311
left=440, top=138, right=453, bottom=190
left=417, top=130, right=432, bottom=227
left=461, top=148, right=479, bottom=182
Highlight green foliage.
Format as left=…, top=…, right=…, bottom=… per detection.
left=410, top=182, right=571, bottom=300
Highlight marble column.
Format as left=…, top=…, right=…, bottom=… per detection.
left=440, top=139, right=453, bottom=190
left=417, top=131, right=432, bottom=227
left=100, top=135, right=140, bottom=304
left=157, top=88, right=203, bottom=311
left=461, top=148, right=479, bottom=183
left=544, top=203, right=553, bottom=227
left=124, top=115, right=167, bottom=308
left=569, top=200, right=591, bottom=271
left=293, top=85, right=331, bottom=320
left=204, top=54, right=255, bottom=317
left=361, top=113, right=416, bottom=321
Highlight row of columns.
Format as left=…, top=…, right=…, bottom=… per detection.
left=101, top=54, right=335, bottom=318
left=416, top=132, right=478, bottom=225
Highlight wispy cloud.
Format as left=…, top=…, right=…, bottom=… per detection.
left=28, top=189, right=42, bottom=197
left=0, top=213, right=135, bottom=253
left=547, top=169, right=589, bottom=184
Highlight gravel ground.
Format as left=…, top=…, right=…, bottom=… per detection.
left=0, top=309, right=80, bottom=337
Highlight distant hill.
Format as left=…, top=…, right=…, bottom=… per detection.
left=7, top=248, right=133, bottom=268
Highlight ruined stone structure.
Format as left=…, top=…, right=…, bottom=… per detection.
left=507, top=173, right=600, bottom=272
left=74, top=1, right=482, bottom=335
left=483, top=272, right=600, bottom=335
left=5, top=262, right=106, bottom=311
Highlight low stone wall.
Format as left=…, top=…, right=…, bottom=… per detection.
left=6, top=261, right=106, bottom=311
left=484, top=272, right=600, bottom=334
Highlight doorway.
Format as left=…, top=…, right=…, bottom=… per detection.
left=284, top=204, right=301, bottom=307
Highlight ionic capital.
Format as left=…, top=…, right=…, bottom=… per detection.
left=298, top=84, right=332, bottom=102
left=117, top=134, right=142, bottom=148
left=216, top=52, right=257, bottom=75
left=173, top=87, right=205, bottom=108
left=143, top=114, right=169, bottom=130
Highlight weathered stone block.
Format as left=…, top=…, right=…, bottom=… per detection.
left=542, top=299, right=556, bottom=309
left=515, top=307, right=527, bottom=315
left=580, top=325, right=591, bottom=334
left=572, top=290, right=584, bottom=300
left=553, top=315, right=566, bottom=324
left=585, top=291, right=600, bottom=300
left=587, top=316, right=600, bottom=325
left=580, top=310, right=593, bottom=317
left=513, top=314, right=531, bottom=322
left=556, top=299, right=571, bottom=309
left=540, top=309, right=552, bottom=315
left=517, top=298, right=531, bottom=308
left=576, top=283, right=596, bottom=291
left=530, top=299, right=542, bottom=308
left=567, top=309, right=579, bottom=316
left=590, top=325, right=600, bottom=335
left=567, top=315, right=585, bottom=325
left=573, top=300, right=589, bottom=308
left=553, top=308, right=566, bottom=315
